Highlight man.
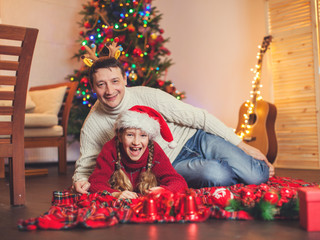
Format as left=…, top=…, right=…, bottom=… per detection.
left=73, top=57, right=274, bottom=194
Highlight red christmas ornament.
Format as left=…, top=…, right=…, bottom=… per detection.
left=80, top=46, right=86, bottom=51
left=159, top=29, right=164, bottom=34
left=157, top=80, right=165, bottom=87
left=80, top=77, right=89, bottom=84
left=128, top=24, right=136, bottom=32
left=133, top=47, right=142, bottom=56
left=263, top=191, right=279, bottom=205
left=114, top=37, right=119, bottom=43
left=79, top=31, right=84, bottom=36
left=84, top=21, right=91, bottom=29
left=211, top=188, right=234, bottom=208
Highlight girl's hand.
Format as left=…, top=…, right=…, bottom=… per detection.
left=112, top=190, right=138, bottom=199
left=146, top=187, right=165, bottom=194
left=237, top=141, right=275, bottom=178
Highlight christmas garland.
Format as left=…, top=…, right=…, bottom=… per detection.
left=18, top=176, right=318, bottom=230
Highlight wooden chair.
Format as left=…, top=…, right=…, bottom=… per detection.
left=24, top=81, right=78, bottom=175
left=0, top=24, right=38, bottom=205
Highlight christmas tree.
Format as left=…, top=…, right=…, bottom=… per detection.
left=67, top=0, right=185, bottom=141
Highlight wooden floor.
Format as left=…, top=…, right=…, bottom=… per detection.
left=1, top=164, right=320, bottom=240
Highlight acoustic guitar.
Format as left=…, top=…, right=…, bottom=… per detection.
left=235, top=36, right=277, bottom=164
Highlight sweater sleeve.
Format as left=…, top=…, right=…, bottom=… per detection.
left=152, top=88, right=242, bottom=146
left=88, top=140, right=119, bottom=193
left=151, top=142, right=188, bottom=193
left=72, top=104, right=115, bottom=183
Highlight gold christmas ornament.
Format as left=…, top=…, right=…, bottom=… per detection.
left=129, top=71, right=138, bottom=81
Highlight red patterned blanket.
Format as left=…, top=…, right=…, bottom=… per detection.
left=18, top=176, right=318, bottom=230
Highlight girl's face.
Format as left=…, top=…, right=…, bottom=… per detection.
left=118, top=128, right=149, bottom=161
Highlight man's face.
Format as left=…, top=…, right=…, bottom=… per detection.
left=92, top=67, right=127, bottom=108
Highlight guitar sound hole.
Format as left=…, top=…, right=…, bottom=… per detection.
left=248, top=113, right=257, bottom=125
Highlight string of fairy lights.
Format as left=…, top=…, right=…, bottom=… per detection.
left=237, top=44, right=264, bottom=139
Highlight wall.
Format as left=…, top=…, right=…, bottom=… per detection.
left=0, top=0, right=272, bottom=163
left=154, top=0, right=273, bottom=128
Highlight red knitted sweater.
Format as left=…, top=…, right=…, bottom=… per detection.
left=88, top=137, right=188, bottom=193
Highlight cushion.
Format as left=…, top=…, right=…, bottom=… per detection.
left=29, top=86, right=67, bottom=115
left=0, top=86, right=36, bottom=111
left=0, top=113, right=58, bottom=128
left=24, top=125, right=63, bottom=137
left=25, top=113, right=58, bottom=128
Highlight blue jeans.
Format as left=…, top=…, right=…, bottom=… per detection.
left=172, top=130, right=269, bottom=188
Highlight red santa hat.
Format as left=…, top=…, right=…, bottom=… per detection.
left=114, top=105, right=177, bottom=149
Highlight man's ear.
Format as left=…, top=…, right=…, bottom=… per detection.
left=123, top=74, right=127, bottom=86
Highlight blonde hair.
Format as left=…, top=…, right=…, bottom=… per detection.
left=109, top=137, right=157, bottom=195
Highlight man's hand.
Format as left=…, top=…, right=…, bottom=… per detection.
left=73, top=180, right=91, bottom=194
left=237, top=141, right=275, bottom=178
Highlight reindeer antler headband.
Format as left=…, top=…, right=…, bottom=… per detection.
left=81, top=37, right=122, bottom=67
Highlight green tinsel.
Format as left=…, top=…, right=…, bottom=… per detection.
left=225, top=199, right=277, bottom=221
left=250, top=200, right=276, bottom=221
left=225, top=199, right=244, bottom=212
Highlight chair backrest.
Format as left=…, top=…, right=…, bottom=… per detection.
left=28, top=81, right=78, bottom=137
left=0, top=24, right=38, bottom=205
left=0, top=24, right=38, bottom=156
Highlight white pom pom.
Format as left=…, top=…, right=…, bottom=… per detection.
left=168, top=141, right=177, bottom=149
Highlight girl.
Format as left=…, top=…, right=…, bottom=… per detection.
left=88, top=105, right=188, bottom=199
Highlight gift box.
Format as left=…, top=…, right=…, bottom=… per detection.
left=298, top=187, right=320, bottom=231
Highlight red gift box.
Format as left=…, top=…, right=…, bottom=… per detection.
left=298, top=187, right=320, bottom=231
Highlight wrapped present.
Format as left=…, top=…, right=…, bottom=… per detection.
left=298, top=187, right=320, bottom=231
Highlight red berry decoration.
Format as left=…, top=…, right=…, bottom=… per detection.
left=263, top=191, right=279, bottom=205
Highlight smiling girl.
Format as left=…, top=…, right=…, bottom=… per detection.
left=88, top=105, right=188, bottom=199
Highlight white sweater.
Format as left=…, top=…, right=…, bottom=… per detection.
left=73, top=86, right=242, bottom=182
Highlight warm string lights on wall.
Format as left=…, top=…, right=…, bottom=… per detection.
left=237, top=36, right=272, bottom=139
